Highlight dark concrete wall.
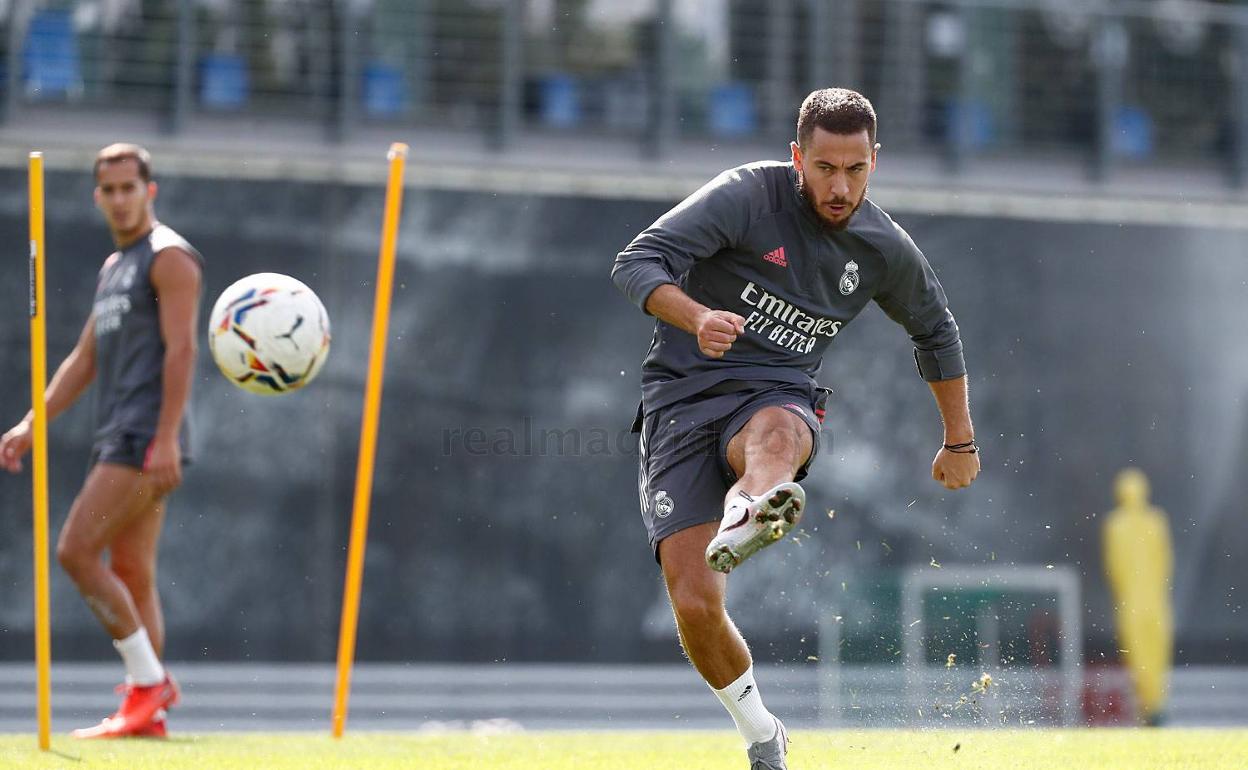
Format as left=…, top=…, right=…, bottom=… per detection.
left=0, top=168, right=1243, bottom=664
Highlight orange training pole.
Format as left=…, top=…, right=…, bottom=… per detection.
left=28, top=151, right=52, bottom=750
left=331, top=143, right=408, bottom=738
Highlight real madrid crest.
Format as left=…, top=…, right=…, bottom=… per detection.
left=838, top=260, right=860, bottom=296
left=653, top=490, right=674, bottom=518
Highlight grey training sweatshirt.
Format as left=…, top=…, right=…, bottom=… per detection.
left=612, top=161, right=965, bottom=413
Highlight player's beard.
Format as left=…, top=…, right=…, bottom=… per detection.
left=796, top=171, right=867, bottom=233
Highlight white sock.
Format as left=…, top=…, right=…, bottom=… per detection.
left=711, top=666, right=778, bottom=745
left=113, top=627, right=164, bottom=686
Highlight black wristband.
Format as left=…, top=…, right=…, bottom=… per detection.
left=943, top=440, right=978, bottom=454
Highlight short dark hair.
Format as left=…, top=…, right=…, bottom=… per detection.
left=94, top=143, right=152, bottom=183
left=796, top=88, right=877, bottom=148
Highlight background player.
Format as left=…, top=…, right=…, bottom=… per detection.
left=612, top=88, right=980, bottom=768
left=0, top=144, right=203, bottom=738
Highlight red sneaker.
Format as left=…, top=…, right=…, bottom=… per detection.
left=72, top=675, right=179, bottom=739
left=132, top=710, right=168, bottom=738
left=70, top=711, right=168, bottom=739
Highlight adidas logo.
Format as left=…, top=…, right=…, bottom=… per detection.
left=737, top=684, right=754, bottom=702
left=762, top=247, right=787, bottom=267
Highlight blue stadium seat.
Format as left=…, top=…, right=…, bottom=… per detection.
left=23, top=9, right=83, bottom=100
left=199, top=53, right=249, bottom=110
left=363, top=62, right=405, bottom=117
left=946, top=99, right=997, bottom=150
left=708, top=82, right=756, bottom=138
left=539, top=74, right=581, bottom=128
left=1113, top=106, right=1154, bottom=160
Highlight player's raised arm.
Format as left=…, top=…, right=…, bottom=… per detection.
left=872, top=225, right=978, bottom=490
left=873, top=227, right=964, bottom=381
left=0, top=311, right=99, bottom=473
left=611, top=167, right=755, bottom=315
left=927, top=374, right=979, bottom=489
left=644, top=285, right=746, bottom=359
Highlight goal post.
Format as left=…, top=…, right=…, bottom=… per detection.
left=900, top=565, right=1083, bottom=726
left=818, top=564, right=1083, bottom=727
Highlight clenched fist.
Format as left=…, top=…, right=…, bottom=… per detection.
left=695, top=310, right=746, bottom=359
left=932, top=445, right=980, bottom=490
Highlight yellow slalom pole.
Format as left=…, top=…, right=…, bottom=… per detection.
left=332, top=143, right=408, bottom=738
left=28, top=152, right=52, bottom=751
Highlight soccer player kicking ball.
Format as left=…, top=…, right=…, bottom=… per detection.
left=612, top=88, right=979, bottom=768
left=0, top=144, right=203, bottom=738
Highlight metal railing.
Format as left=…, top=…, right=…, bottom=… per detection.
left=1, top=0, right=1246, bottom=184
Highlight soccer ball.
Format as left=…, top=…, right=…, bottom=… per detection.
left=208, top=272, right=331, bottom=395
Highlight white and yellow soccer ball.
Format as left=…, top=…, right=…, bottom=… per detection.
left=208, top=272, right=331, bottom=395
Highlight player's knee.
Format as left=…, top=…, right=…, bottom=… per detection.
left=668, top=581, right=726, bottom=629
left=746, top=423, right=806, bottom=474
left=759, top=426, right=801, bottom=461
left=56, top=539, right=95, bottom=581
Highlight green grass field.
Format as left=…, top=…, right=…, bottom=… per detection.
left=2, top=729, right=1246, bottom=770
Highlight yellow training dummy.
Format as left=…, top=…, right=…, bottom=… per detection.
left=1103, top=468, right=1174, bottom=725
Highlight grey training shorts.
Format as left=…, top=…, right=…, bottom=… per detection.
left=632, top=380, right=829, bottom=561
left=88, top=431, right=193, bottom=472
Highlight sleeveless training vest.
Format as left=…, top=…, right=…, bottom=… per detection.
left=91, top=223, right=203, bottom=453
